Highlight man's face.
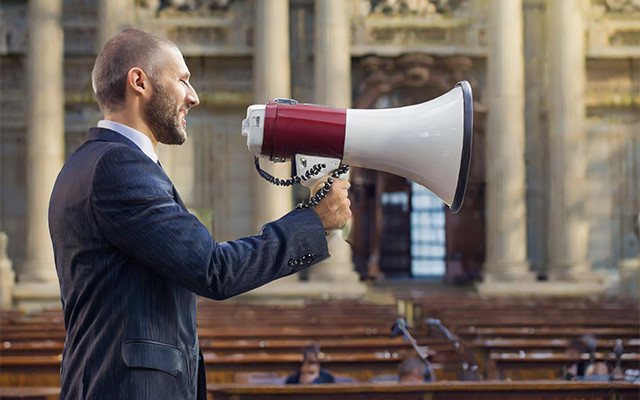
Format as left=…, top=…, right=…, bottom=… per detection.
left=299, top=361, right=320, bottom=384
left=144, top=45, right=199, bottom=145
left=399, top=368, right=424, bottom=384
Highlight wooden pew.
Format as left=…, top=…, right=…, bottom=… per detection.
left=489, top=352, right=640, bottom=380
left=206, top=381, right=640, bottom=400
left=456, top=326, right=639, bottom=340
left=0, top=387, right=59, bottom=400
left=470, top=338, right=640, bottom=379
left=3, top=381, right=637, bottom=400
left=0, top=352, right=464, bottom=386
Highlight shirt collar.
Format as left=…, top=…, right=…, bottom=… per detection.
left=97, top=120, right=158, bottom=163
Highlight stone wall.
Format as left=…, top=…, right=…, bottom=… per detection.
left=0, top=0, right=638, bottom=294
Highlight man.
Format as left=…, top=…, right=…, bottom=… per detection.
left=285, top=344, right=335, bottom=384
left=397, top=358, right=428, bottom=383
left=48, top=29, right=351, bottom=400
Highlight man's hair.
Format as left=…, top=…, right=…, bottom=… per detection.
left=302, top=344, right=321, bottom=362
left=91, top=29, right=175, bottom=114
left=398, top=358, right=427, bottom=380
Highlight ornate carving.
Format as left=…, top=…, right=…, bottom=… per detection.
left=137, top=0, right=234, bottom=17
left=369, top=0, right=467, bottom=16
left=588, top=0, right=640, bottom=56
left=351, top=0, right=484, bottom=55
left=604, top=0, right=640, bottom=12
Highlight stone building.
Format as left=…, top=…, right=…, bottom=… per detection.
left=0, top=0, right=638, bottom=308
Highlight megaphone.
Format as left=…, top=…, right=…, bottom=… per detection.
left=242, top=81, right=473, bottom=213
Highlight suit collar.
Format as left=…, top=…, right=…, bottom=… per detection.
left=87, top=127, right=155, bottom=159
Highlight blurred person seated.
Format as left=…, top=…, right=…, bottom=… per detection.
left=563, top=335, right=610, bottom=381
left=285, top=344, right=335, bottom=384
left=398, top=357, right=428, bottom=383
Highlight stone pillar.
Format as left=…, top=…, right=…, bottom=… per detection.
left=13, top=0, right=65, bottom=309
left=96, top=0, right=132, bottom=52
left=0, top=233, right=15, bottom=309
left=479, top=0, right=534, bottom=286
left=306, top=0, right=364, bottom=293
left=251, top=0, right=298, bottom=286
left=547, top=0, right=594, bottom=281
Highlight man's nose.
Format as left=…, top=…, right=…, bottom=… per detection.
left=186, top=84, right=199, bottom=108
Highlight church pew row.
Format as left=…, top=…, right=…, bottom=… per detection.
left=2, top=295, right=638, bottom=388
left=470, top=338, right=640, bottom=379
left=1, top=337, right=462, bottom=362
left=489, top=352, right=640, bottom=381
left=205, top=381, right=640, bottom=400
left=4, top=348, right=638, bottom=387
left=0, top=353, right=466, bottom=387
left=2, top=381, right=638, bottom=400
left=0, top=387, right=59, bottom=400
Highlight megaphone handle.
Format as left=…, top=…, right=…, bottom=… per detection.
left=296, top=165, right=349, bottom=209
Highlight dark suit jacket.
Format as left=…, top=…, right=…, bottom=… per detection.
left=49, top=127, right=330, bottom=399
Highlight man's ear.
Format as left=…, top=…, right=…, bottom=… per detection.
left=127, top=67, right=149, bottom=97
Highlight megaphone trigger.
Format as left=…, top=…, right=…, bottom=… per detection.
left=294, top=154, right=342, bottom=190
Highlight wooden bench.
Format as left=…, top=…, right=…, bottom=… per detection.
left=489, top=352, right=640, bottom=380
left=206, top=381, right=640, bottom=400
left=0, top=387, right=59, bottom=400
left=0, top=352, right=466, bottom=386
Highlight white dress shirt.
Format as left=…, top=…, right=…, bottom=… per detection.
left=97, top=120, right=158, bottom=163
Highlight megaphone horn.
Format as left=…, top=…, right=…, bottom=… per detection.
left=242, top=81, right=473, bottom=213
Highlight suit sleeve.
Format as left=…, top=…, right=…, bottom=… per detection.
left=90, top=146, right=330, bottom=300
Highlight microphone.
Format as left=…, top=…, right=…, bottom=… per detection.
left=426, top=318, right=457, bottom=346
left=391, top=318, right=406, bottom=337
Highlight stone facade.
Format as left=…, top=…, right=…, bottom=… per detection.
left=0, top=0, right=638, bottom=306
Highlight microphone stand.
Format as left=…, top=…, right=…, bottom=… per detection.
left=585, top=336, right=597, bottom=377
left=426, top=318, right=482, bottom=381
left=610, top=339, right=625, bottom=381
left=391, top=318, right=436, bottom=382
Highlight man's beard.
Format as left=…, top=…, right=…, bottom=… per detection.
left=144, top=80, right=187, bottom=145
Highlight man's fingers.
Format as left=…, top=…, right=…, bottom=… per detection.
left=313, top=178, right=352, bottom=231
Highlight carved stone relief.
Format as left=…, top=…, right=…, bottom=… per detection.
left=603, top=0, right=640, bottom=12
left=135, top=0, right=252, bottom=56
left=137, top=0, right=232, bottom=17
left=369, top=0, right=468, bottom=16
left=351, top=0, right=485, bottom=56
left=588, top=0, right=640, bottom=56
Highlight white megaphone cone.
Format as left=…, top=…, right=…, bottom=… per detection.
left=242, top=81, right=473, bottom=213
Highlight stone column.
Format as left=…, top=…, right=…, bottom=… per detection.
left=13, top=0, right=65, bottom=309
left=479, top=0, right=534, bottom=286
left=547, top=0, right=593, bottom=281
left=96, top=0, right=132, bottom=52
left=251, top=0, right=298, bottom=286
left=306, top=0, right=364, bottom=294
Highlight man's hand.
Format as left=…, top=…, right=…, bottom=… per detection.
left=312, top=178, right=352, bottom=231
